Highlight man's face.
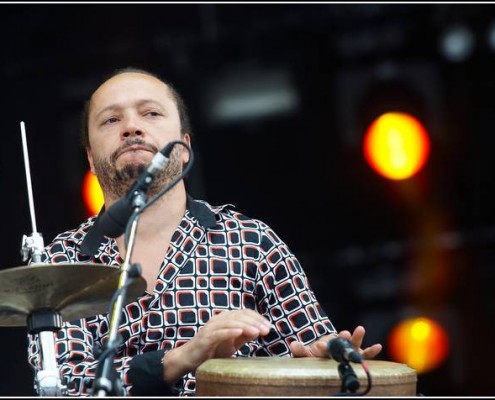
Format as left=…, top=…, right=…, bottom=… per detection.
left=86, top=72, right=190, bottom=199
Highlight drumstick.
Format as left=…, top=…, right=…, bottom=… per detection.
left=20, top=121, right=38, bottom=234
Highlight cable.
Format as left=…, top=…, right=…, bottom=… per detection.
left=143, top=141, right=194, bottom=211
left=359, top=360, right=372, bottom=396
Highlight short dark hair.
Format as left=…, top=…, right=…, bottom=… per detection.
left=80, top=67, right=192, bottom=149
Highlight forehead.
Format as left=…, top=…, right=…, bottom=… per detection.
left=89, top=72, right=176, bottom=116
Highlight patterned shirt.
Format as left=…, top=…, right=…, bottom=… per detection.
left=27, top=198, right=335, bottom=396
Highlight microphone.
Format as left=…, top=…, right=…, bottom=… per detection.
left=98, top=141, right=177, bottom=238
left=328, top=337, right=363, bottom=364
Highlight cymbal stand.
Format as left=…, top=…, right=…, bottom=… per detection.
left=92, top=192, right=146, bottom=397
left=28, top=310, right=66, bottom=396
left=19, top=121, right=67, bottom=396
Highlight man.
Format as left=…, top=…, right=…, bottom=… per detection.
left=27, top=67, right=382, bottom=396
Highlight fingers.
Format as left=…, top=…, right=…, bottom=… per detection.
left=339, top=325, right=365, bottom=349
left=362, top=343, right=382, bottom=359
left=336, top=325, right=383, bottom=360
left=290, top=339, right=326, bottom=357
left=291, top=333, right=337, bottom=358
left=311, top=338, right=330, bottom=357
left=209, top=327, right=244, bottom=343
left=289, top=341, right=310, bottom=357
left=312, top=333, right=337, bottom=357
left=337, top=330, right=351, bottom=340
left=209, top=309, right=273, bottom=337
left=288, top=325, right=384, bottom=361
left=194, top=309, right=273, bottom=358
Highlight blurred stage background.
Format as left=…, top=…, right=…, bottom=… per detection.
left=1, top=2, right=495, bottom=396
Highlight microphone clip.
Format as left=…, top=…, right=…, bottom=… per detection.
left=129, top=190, right=147, bottom=210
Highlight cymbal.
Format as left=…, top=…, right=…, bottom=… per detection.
left=0, top=263, right=147, bottom=327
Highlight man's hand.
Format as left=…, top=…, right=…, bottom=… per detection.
left=289, top=325, right=382, bottom=359
left=162, top=309, right=273, bottom=384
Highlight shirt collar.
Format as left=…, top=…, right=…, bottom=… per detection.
left=80, top=195, right=218, bottom=257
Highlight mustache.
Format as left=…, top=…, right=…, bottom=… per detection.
left=110, top=139, right=159, bottom=164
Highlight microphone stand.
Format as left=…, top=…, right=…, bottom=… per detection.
left=336, top=361, right=360, bottom=395
left=92, top=192, right=146, bottom=397
left=92, top=140, right=193, bottom=396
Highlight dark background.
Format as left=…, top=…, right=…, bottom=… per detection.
left=1, top=2, right=495, bottom=396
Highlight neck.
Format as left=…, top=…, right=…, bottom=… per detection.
left=110, top=182, right=188, bottom=283
left=105, top=180, right=188, bottom=239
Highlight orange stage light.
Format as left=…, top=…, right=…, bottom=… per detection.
left=363, top=112, right=431, bottom=180
left=82, top=169, right=104, bottom=217
left=388, top=316, right=450, bottom=374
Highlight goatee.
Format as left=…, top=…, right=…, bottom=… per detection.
left=92, top=139, right=184, bottom=199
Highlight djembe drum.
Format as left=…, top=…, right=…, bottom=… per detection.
left=196, top=357, right=417, bottom=396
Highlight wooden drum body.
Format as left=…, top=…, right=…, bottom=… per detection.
left=196, top=357, right=417, bottom=396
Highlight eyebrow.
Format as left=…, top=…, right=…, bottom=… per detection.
left=93, top=99, right=165, bottom=121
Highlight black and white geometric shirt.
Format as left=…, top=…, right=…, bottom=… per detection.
left=27, top=197, right=335, bottom=396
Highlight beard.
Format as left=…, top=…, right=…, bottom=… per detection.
left=92, top=138, right=184, bottom=200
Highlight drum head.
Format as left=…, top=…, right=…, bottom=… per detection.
left=196, top=357, right=417, bottom=396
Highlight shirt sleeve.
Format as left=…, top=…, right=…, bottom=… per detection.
left=128, top=349, right=174, bottom=396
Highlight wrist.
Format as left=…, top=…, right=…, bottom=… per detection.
left=162, top=343, right=193, bottom=385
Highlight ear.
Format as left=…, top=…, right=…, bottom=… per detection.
left=181, top=133, right=192, bottom=164
left=86, top=147, right=96, bottom=175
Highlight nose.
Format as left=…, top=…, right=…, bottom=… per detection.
left=121, top=115, right=145, bottom=140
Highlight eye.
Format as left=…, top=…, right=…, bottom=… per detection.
left=145, top=110, right=162, bottom=117
left=102, top=117, right=119, bottom=125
